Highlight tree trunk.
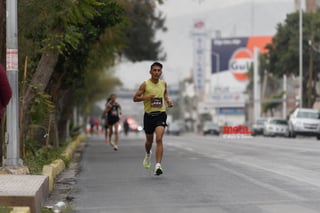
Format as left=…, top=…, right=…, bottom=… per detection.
left=22, top=50, right=59, bottom=140
left=49, top=70, right=76, bottom=143
left=57, top=88, right=75, bottom=142
left=50, top=114, right=59, bottom=148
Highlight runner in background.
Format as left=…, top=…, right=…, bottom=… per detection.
left=102, top=94, right=122, bottom=151
left=101, top=97, right=111, bottom=143
left=123, top=118, right=130, bottom=136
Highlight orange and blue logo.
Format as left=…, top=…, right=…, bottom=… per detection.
left=229, top=48, right=252, bottom=81
left=211, top=36, right=273, bottom=82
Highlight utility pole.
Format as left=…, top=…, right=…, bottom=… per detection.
left=299, top=0, right=303, bottom=108
left=253, top=47, right=260, bottom=121
left=283, top=74, right=287, bottom=119
left=4, top=0, right=23, bottom=166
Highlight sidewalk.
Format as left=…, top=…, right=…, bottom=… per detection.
left=0, top=135, right=86, bottom=213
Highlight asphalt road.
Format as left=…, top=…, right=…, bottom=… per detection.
left=71, top=133, right=320, bottom=213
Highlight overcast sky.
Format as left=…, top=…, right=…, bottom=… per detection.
left=115, top=0, right=294, bottom=90
left=157, top=0, right=292, bottom=18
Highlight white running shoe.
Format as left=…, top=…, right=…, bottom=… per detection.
left=154, top=165, right=163, bottom=176
left=114, top=144, right=118, bottom=151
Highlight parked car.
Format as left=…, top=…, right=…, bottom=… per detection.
left=263, top=118, right=289, bottom=137
left=251, top=118, right=267, bottom=136
left=203, top=122, right=220, bottom=136
left=167, top=122, right=181, bottom=136
left=288, top=108, right=320, bottom=139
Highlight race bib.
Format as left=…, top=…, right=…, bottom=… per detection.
left=151, top=98, right=163, bottom=108
left=111, top=109, right=118, bottom=116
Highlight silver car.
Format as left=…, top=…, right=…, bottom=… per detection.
left=263, top=118, right=289, bottom=137
left=167, top=122, right=181, bottom=136
left=252, top=118, right=267, bottom=136
left=288, top=108, right=320, bottom=139
left=203, top=122, right=220, bottom=136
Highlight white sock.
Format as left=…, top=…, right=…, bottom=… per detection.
left=155, top=163, right=161, bottom=168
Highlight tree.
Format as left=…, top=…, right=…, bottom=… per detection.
left=246, top=54, right=284, bottom=117
left=262, top=91, right=285, bottom=116
left=17, top=0, right=168, bottom=147
left=119, top=0, right=167, bottom=61
left=18, top=0, right=126, bottom=147
left=265, top=10, right=320, bottom=108
left=47, top=1, right=126, bottom=142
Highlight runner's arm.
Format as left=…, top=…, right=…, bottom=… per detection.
left=106, top=103, right=112, bottom=111
left=164, top=82, right=173, bottom=107
left=133, top=82, right=155, bottom=102
left=101, top=103, right=110, bottom=119
left=118, top=103, right=122, bottom=115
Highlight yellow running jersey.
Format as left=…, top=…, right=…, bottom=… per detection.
left=143, top=79, right=166, bottom=113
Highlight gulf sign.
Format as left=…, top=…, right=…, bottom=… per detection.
left=211, top=36, right=272, bottom=81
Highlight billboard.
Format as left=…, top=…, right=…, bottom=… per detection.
left=211, top=36, right=273, bottom=82
left=192, top=20, right=207, bottom=95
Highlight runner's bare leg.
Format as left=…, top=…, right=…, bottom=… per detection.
left=145, top=134, right=153, bottom=154
left=114, top=122, right=119, bottom=145
left=154, top=126, right=165, bottom=164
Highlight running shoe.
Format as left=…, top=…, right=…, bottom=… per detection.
left=143, top=154, right=151, bottom=169
left=154, top=165, right=163, bottom=176
left=114, top=145, right=118, bottom=151
left=110, top=141, right=115, bottom=148
left=105, top=139, right=109, bottom=144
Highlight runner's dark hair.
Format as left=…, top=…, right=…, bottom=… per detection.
left=151, top=62, right=163, bottom=69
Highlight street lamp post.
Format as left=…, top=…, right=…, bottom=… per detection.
left=299, top=0, right=303, bottom=108
left=211, top=52, right=220, bottom=91
left=211, top=51, right=220, bottom=123
left=5, top=0, right=23, bottom=166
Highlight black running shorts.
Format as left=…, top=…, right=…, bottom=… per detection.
left=108, top=116, right=120, bottom=126
left=143, top=111, right=167, bottom=134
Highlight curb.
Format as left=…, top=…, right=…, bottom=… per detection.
left=42, top=135, right=86, bottom=192
left=9, top=207, right=30, bottom=213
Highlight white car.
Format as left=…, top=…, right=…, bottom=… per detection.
left=263, top=118, right=289, bottom=137
left=252, top=118, right=267, bottom=136
left=167, top=122, right=181, bottom=136
left=203, top=122, right=220, bottom=136
left=288, top=108, right=320, bottom=139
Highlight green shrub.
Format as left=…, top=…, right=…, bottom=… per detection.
left=23, top=140, right=71, bottom=174
left=0, top=206, right=12, bottom=213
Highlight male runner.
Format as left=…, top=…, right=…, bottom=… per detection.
left=133, top=62, right=173, bottom=175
